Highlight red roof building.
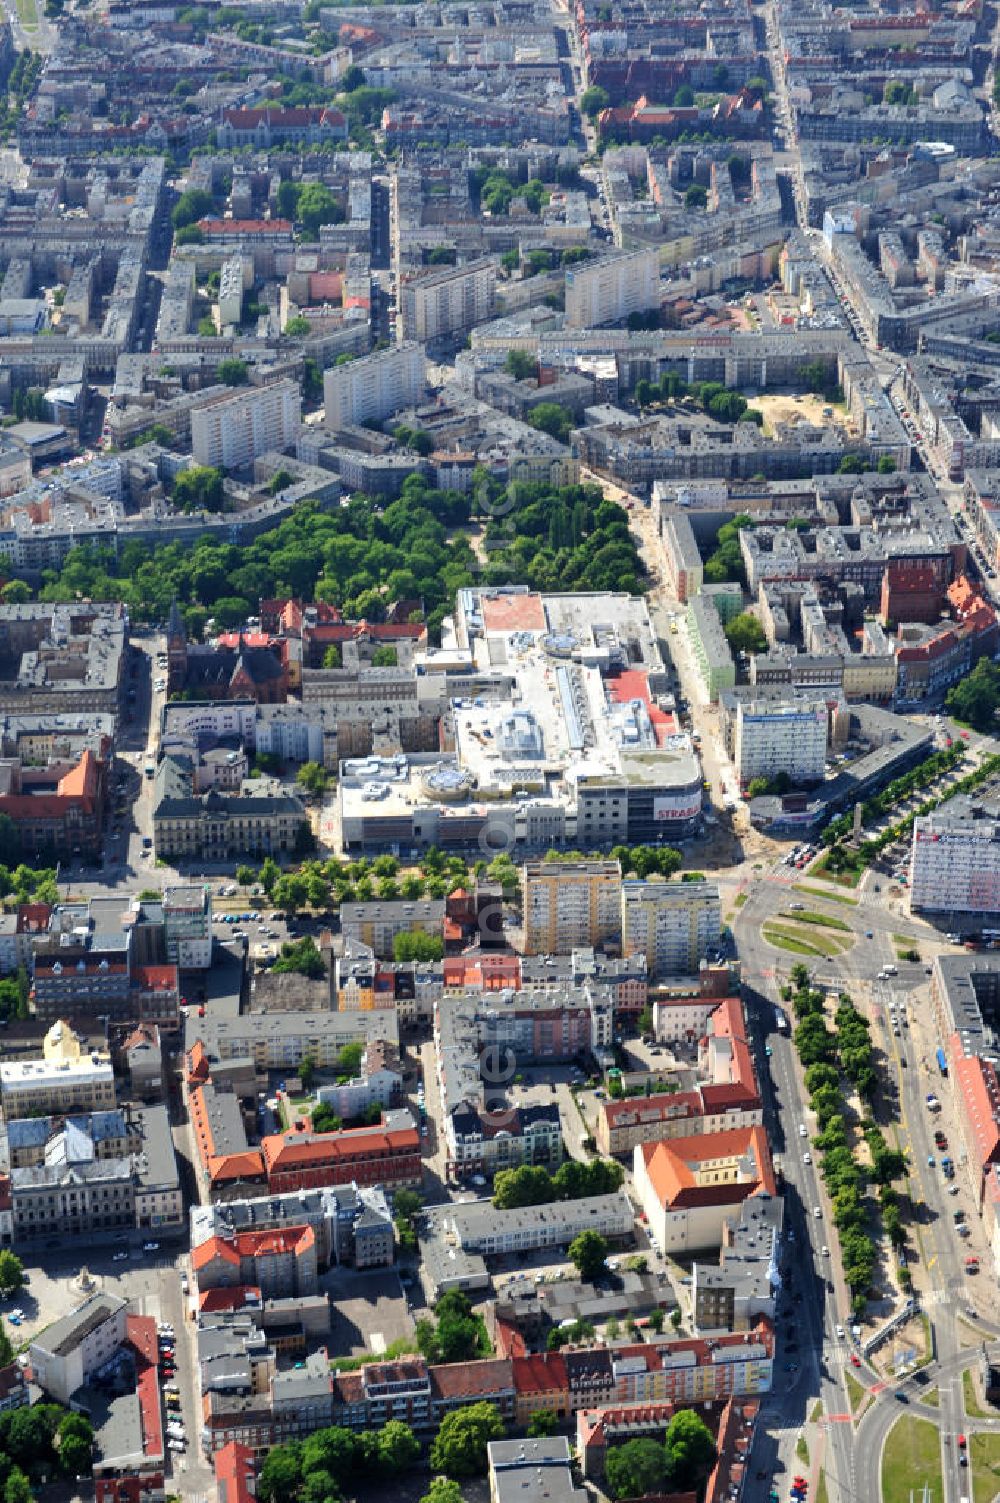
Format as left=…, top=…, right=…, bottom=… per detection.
left=0, top=746, right=108, bottom=856
left=215, top=1442, right=257, bottom=1503
left=192, top=1224, right=318, bottom=1296
left=261, top=1123, right=421, bottom=1193
left=634, top=1125, right=777, bottom=1256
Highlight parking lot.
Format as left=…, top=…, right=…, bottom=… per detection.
left=5, top=1241, right=178, bottom=1349
left=7, top=1240, right=211, bottom=1495
left=323, top=1268, right=416, bottom=1358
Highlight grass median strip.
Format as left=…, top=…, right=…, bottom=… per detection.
left=881, top=1415, right=942, bottom=1503
left=778, top=908, right=852, bottom=932
left=970, top=1431, right=1000, bottom=1503
left=793, top=882, right=859, bottom=907
left=845, top=1371, right=865, bottom=1413
left=762, top=926, right=829, bottom=957
left=763, top=923, right=851, bottom=958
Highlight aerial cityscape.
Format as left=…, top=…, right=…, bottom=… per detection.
left=0, top=0, right=997, bottom=1500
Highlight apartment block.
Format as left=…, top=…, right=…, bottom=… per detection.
left=687, top=596, right=736, bottom=701
left=660, top=510, right=704, bottom=604
left=190, top=380, right=301, bottom=470
left=522, top=860, right=622, bottom=955
left=323, top=342, right=426, bottom=429
left=910, top=798, right=1000, bottom=916
left=598, top=1087, right=751, bottom=1156
left=692, top=1198, right=783, bottom=1334
left=620, top=879, right=721, bottom=978
left=191, top=1184, right=394, bottom=1271
left=732, top=698, right=828, bottom=790
left=564, top=249, right=659, bottom=329
left=162, top=884, right=213, bottom=969
left=192, top=1224, right=320, bottom=1299
left=340, top=899, right=445, bottom=960
left=421, top=1193, right=634, bottom=1296
left=30, top=1293, right=128, bottom=1404
left=218, top=256, right=246, bottom=327
left=188, top=1009, right=395, bottom=1079
left=399, top=259, right=496, bottom=343
left=489, top=1438, right=585, bottom=1503
left=8, top=1104, right=183, bottom=1247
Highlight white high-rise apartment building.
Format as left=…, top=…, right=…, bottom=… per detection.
left=910, top=800, right=1000, bottom=915
left=324, top=342, right=426, bottom=429
left=399, top=258, right=496, bottom=343
left=191, top=379, right=301, bottom=470
left=733, top=699, right=828, bottom=789
left=565, top=248, right=659, bottom=329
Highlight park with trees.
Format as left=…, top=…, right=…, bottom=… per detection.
left=25, top=478, right=643, bottom=642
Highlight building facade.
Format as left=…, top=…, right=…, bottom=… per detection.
left=522, top=860, right=622, bottom=955
left=399, top=260, right=496, bottom=343
left=163, top=884, right=213, bottom=969
left=732, top=699, right=828, bottom=789
left=190, top=380, right=301, bottom=470
left=620, top=879, right=721, bottom=978
left=565, top=250, right=659, bottom=329
left=323, top=342, right=426, bottom=429
left=910, top=800, right=1000, bottom=916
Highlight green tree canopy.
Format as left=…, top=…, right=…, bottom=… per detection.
left=505, top=350, right=537, bottom=380
left=581, top=84, right=610, bottom=118
left=665, top=1409, right=716, bottom=1489
left=0, top=1254, right=23, bottom=1298
left=568, top=1229, right=608, bottom=1281
left=420, top=1481, right=463, bottom=1503
left=57, top=1412, right=94, bottom=1476
left=273, top=936, right=326, bottom=980
left=605, top=1438, right=669, bottom=1500
left=527, top=402, right=574, bottom=443
left=217, top=358, right=249, bottom=386
left=724, top=611, right=767, bottom=655
left=946, top=657, right=1000, bottom=731
left=173, top=465, right=224, bottom=514
left=393, top=931, right=444, bottom=961
left=429, top=1402, right=505, bottom=1477
left=172, top=187, right=213, bottom=228
left=296, top=761, right=330, bottom=799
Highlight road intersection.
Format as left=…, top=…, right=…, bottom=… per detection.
left=734, top=846, right=1000, bottom=1503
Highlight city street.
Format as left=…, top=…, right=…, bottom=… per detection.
left=613, top=434, right=1000, bottom=1503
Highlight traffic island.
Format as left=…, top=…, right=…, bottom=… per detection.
left=845, top=1370, right=865, bottom=1414
left=762, top=918, right=855, bottom=958
left=881, top=1415, right=942, bottom=1503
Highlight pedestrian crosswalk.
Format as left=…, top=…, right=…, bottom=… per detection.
left=920, top=1286, right=958, bottom=1307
